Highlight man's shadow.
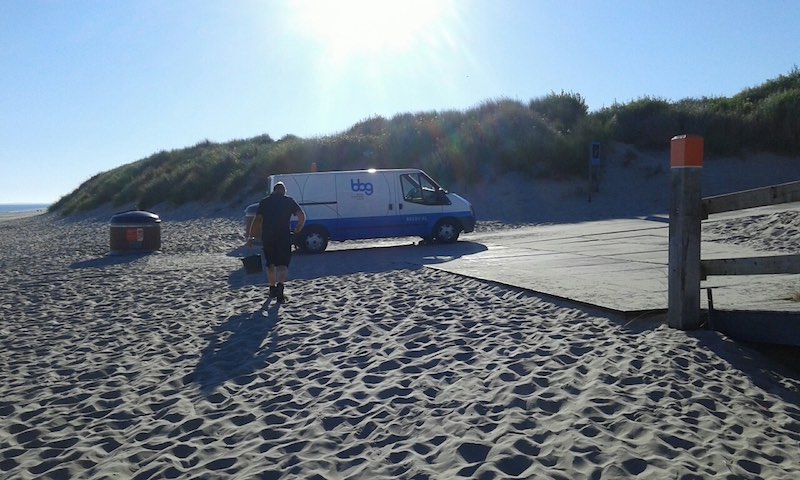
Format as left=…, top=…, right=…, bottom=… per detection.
left=191, top=299, right=279, bottom=395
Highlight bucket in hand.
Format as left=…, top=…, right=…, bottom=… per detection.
left=242, top=254, right=263, bottom=274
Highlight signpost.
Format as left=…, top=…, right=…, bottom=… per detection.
left=588, top=141, right=601, bottom=202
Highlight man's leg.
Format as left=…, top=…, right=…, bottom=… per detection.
left=264, top=240, right=281, bottom=298
left=275, top=265, right=289, bottom=302
left=276, top=265, right=289, bottom=284
left=267, top=265, right=278, bottom=298
left=275, top=237, right=293, bottom=303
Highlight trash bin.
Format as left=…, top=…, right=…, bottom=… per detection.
left=109, top=210, right=161, bottom=254
left=244, top=203, right=260, bottom=240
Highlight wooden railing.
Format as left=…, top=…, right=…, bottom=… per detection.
left=700, top=181, right=800, bottom=279
left=702, top=180, right=800, bottom=215
left=668, top=135, right=800, bottom=330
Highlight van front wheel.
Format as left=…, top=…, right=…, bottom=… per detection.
left=432, top=219, right=461, bottom=243
left=297, top=226, right=329, bottom=253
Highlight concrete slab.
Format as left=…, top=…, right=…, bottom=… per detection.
left=427, top=216, right=800, bottom=319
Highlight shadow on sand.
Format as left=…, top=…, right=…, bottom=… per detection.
left=226, top=240, right=488, bottom=289
left=69, top=252, right=153, bottom=269
left=693, top=329, right=800, bottom=404
left=191, top=299, right=280, bottom=396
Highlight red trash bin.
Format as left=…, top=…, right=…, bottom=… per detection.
left=109, top=210, right=161, bottom=254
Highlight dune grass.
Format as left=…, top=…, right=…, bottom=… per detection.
left=50, top=68, right=800, bottom=215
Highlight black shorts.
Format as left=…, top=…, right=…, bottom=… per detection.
left=262, top=235, right=292, bottom=267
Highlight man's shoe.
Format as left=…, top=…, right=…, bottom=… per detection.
left=276, top=283, right=287, bottom=303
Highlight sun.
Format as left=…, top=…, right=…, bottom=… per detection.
left=289, top=0, right=453, bottom=62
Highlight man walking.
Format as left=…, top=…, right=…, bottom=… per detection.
left=247, top=181, right=305, bottom=303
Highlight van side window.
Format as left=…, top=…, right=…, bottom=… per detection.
left=401, top=173, right=450, bottom=205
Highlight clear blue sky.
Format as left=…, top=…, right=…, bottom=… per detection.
left=1, top=0, right=798, bottom=204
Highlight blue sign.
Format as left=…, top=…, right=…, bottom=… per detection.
left=590, top=142, right=601, bottom=166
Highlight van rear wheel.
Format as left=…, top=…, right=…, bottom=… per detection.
left=433, top=219, right=461, bottom=243
left=297, top=226, right=329, bottom=253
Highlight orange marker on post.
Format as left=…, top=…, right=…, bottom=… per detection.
left=670, top=134, right=704, bottom=168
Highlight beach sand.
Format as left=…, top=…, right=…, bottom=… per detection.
left=0, top=210, right=47, bottom=223
left=2, top=149, right=800, bottom=479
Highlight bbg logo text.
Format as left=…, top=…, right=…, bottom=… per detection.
left=351, top=178, right=374, bottom=196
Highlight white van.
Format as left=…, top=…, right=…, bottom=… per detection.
left=246, top=168, right=475, bottom=253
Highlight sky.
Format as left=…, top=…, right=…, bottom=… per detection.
left=1, top=0, right=799, bottom=204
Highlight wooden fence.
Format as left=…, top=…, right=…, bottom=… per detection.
left=668, top=135, right=800, bottom=331
left=700, top=181, right=800, bottom=278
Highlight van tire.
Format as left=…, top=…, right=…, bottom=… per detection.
left=297, top=226, right=329, bottom=253
left=432, top=219, right=461, bottom=243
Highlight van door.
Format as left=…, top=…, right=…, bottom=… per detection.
left=334, top=171, right=401, bottom=239
left=397, top=171, right=448, bottom=237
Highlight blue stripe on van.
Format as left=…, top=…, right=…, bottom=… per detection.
left=293, top=212, right=473, bottom=241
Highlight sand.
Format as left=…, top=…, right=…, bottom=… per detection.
left=2, top=148, right=800, bottom=479
left=0, top=210, right=46, bottom=223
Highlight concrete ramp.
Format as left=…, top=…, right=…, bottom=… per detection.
left=429, top=217, right=800, bottom=345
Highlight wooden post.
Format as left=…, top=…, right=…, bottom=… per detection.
left=668, top=135, right=704, bottom=330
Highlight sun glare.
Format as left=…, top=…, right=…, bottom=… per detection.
left=290, top=0, right=452, bottom=62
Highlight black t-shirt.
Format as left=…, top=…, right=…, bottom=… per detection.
left=257, top=193, right=301, bottom=241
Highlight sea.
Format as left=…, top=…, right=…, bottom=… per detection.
left=0, top=203, right=50, bottom=213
